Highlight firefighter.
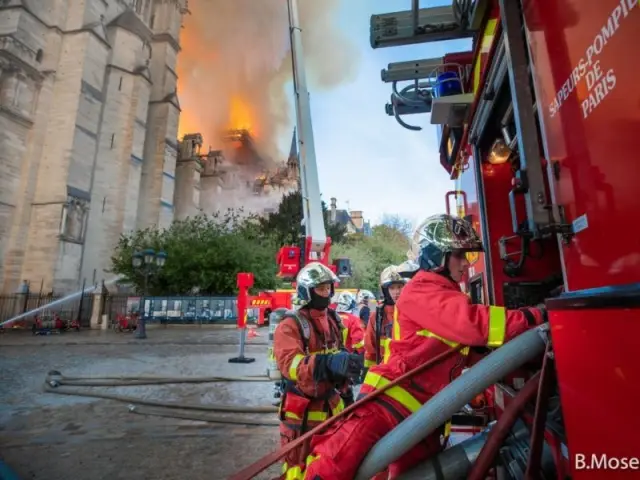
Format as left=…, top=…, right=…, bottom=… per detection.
left=303, top=214, right=548, bottom=479
left=363, top=262, right=416, bottom=369
left=356, top=289, right=374, bottom=326
left=274, top=262, right=364, bottom=480
left=335, top=292, right=365, bottom=354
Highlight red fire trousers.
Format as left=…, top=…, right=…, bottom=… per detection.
left=303, top=400, right=442, bottom=479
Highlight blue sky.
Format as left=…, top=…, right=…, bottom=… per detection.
left=278, top=0, right=471, bottom=228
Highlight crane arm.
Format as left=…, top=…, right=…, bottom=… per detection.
left=287, top=0, right=328, bottom=255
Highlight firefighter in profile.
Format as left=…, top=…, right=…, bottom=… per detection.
left=335, top=291, right=365, bottom=354
left=273, top=262, right=363, bottom=479
left=356, top=289, right=375, bottom=326
left=363, top=262, right=417, bottom=369
left=303, top=214, right=548, bottom=479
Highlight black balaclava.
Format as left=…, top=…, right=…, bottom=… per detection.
left=438, top=252, right=454, bottom=282
left=307, top=285, right=331, bottom=310
left=381, top=286, right=395, bottom=306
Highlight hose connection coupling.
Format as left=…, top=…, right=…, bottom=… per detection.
left=536, top=323, right=551, bottom=345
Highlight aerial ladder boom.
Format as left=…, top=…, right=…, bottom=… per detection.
left=287, top=0, right=327, bottom=254
left=276, top=0, right=350, bottom=280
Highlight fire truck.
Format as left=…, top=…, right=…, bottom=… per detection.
left=370, top=0, right=639, bottom=477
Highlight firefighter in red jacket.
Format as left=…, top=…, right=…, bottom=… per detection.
left=274, top=262, right=363, bottom=480
left=364, top=263, right=417, bottom=368
left=335, top=292, right=365, bottom=354
left=303, top=214, right=548, bottom=479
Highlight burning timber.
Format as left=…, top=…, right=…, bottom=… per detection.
left=173, top=129, right=299, bottom=219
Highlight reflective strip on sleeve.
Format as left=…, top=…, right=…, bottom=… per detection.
left=353, top=340, right=364, bottom=350
left=416, top=329, right=470, bottom=356
left=364, top=358, right=376, bottom=367
left=284, top=410, right=328, bottom=422
left=392, top=307, right=400, bottom=340
left=487, top=306, right=507, bottom=347
left=342, top=327, right=348, bottom=346
left=363, top=372, right=422, bottom=413
left=332, top=398, right=345, bottom=415
left=288, top=354, right=305, bottom=380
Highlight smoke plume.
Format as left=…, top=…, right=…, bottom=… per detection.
left=177, top=0, right=360, bottom=160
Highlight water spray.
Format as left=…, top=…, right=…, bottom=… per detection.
left=1, top=275, right=123, bottom=328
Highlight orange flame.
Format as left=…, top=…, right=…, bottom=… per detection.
left=228, top=95, right=259, bottom=137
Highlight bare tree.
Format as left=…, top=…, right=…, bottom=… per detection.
left=380, top=214, right=413, bottom=238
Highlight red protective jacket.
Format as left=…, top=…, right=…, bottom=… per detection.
left=337, top=312, right=365, bottom=353
left=364, top=305, right=395, bottom=367
left=360, top=270, right=545, bottom=416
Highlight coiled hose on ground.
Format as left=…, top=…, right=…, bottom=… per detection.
left=43, top=370, right=280, bottom=426
left=354, top=325, right=548, bottom=479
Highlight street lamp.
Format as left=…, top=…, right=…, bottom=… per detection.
left=131, top=248, right=167, bottom=339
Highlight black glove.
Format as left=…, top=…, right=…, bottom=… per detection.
left=356, top=367, right=369, bottom=385
left=315, top=352, right=363, bottom=382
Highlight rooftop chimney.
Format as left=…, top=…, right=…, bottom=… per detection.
left=330, top=197, right=337, bottom=223
left=350, top=210, right=363, bottom=229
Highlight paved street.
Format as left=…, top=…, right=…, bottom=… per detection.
left=0, top=327, right=279, bottom=479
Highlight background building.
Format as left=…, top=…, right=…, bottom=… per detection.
left=0, top=0, right=187, bottom=294
left=328, top=198, right=371, bottom=236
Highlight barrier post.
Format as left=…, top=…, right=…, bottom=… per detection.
left=229, top=272, right=255, bottom=364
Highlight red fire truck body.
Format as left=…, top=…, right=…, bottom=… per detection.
left=448, top=0, right=640, bottom=476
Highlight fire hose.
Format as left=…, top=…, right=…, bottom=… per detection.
left=46, top=370, right=270, bottom=387
left=43, top=370, right=280, bottom=426
left=226, top=345, right=464, bottom=480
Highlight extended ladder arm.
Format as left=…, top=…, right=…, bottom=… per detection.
left=287, top=0, right=327, bottom=256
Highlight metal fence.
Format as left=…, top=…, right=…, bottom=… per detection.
left=1, top=293, right=257, bottom=329
left=0, top=292, right=94, bottom=328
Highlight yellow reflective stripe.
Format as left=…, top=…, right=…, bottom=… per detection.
left=416, top=329, right=470, bottom=356
left=473, top=18, right=498, bottom=93
left=364, top=359, right=376, bottom=367
left=381, top=338, right=391, bottom=364
left=284, top=411, right=328, bottom=422
left=353, top=340, right=364, bottom=349
left=393, top=307, right=400, bottom=340
left=364, top=372, right=422, bottom=413
left=487, top=306, right=506, bottom=347
left=444, top=421, right=452, bottom=437
left=288, top=354, right=304, bottom=380
left=332, top=398, right=345, bottom=415
left=416, top=329, right=457, bottom=347
left=342, top=327, right=348, bottom=346
left=282, top=462, right=288, bottom=474
left=285, top=465, right=304, bottom=479
left=287, top=348, right=338, bottom=380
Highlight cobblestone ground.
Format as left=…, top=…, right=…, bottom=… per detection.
left=0, top=326, right=280, bottom=480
